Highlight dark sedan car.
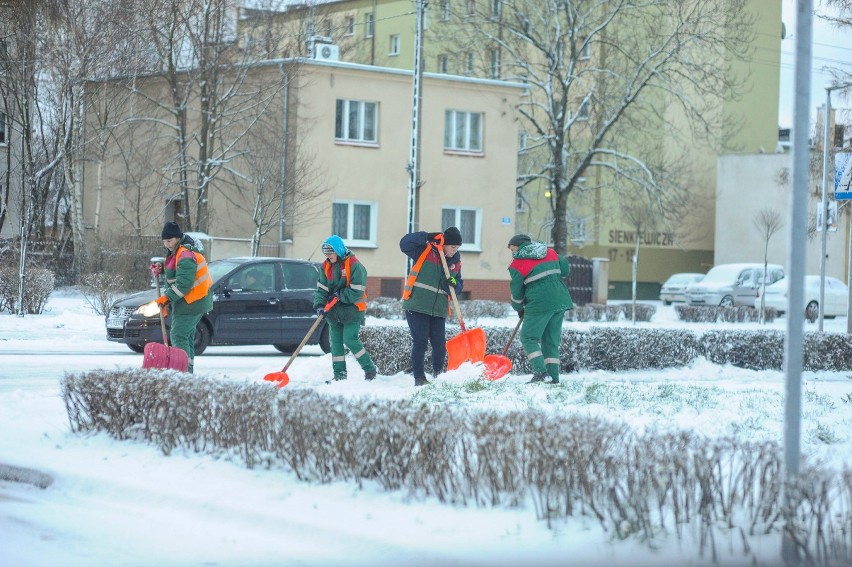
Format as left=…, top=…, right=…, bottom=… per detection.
left=106, top=257, right=330, bottom=355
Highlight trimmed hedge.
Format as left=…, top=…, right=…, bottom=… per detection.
left=361, top=325, right=852, bottom=375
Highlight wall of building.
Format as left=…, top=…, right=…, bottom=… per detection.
left=716, top=152, right=849, bottom=281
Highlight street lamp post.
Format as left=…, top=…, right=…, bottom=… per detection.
left=818, top=82, right=852, bottom=332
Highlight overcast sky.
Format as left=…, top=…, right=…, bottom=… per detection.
left=779, top=0, right=852, bottom=130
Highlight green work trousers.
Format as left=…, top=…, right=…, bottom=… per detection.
left=169, top=311, right=203, bottom=373
left=329, top=320, right=376, bottom=379
left=520, top=310, right=565, bottom=380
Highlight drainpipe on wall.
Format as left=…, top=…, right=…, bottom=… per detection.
left=278, top=62, right=289, bottom=256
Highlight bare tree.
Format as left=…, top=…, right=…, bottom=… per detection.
left=439, top=0, right=755, bottom=254
left=753, top=208, right=784, bottom=323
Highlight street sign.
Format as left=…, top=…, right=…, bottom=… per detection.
left=835, top=152, right=852, bottom=200
left=816, top=200, right=838, bottom=232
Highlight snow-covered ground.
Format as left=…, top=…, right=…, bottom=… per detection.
left=1, top=289, right=850, bottom=567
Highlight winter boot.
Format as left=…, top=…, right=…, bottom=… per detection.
left=364, top=370, right=377, bottom=381
left=333, top=372, right=347, bottom=381
left=414, top=376, right=430, bottom=387
left=527, top=371, right=548, bottom=384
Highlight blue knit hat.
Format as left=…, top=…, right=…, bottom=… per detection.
left=322, top=234, right=348, bottom=256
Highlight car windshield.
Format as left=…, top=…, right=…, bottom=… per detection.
left=208, top=260, right=242, bottom=284
left=668, top=274, right=701, bottom=284
left=701, top=266, right=747, bottom=283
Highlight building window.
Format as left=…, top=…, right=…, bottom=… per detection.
left=518, top=130, right=528, bottom=153
left=441, top=0, right=451, bottom=21
left=576, top=98, right=589, bottom=121
left=464, top=51, right=474, bottom=74
left=326, top=20, right=333, bottom=37
left=335, top=99, right=378, bottom=143
left=491, top=0, right=501, bottom=18
left=466, top=0, right=476, bottom=16
left=570, top=217, right=586, bottom=244
left=0, top=112, right=6, bottom=145
left=444, top=110, right=482, bottom=152
left=389, top=34, right=400, bottom=56
left=437, top=54, right=449, bottom=73
left=489, top=48, right=500, bottom=78
left=333, top=200, right=377, bottom=246
left=515, top=191, right=526, bottom=213
left=345, top=16, right=355, bottom=35
left=365, top=12, right=374, bottom=38
left=579, top=37, right=591, bottom=60
left=442, top=206, right=482, bottom=250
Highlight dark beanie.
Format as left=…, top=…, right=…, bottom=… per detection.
left=161, top=221, right=182, bottom=240
left=443, top=226, right=462, bottom=246
left=508, top=233, right=532, bottom=247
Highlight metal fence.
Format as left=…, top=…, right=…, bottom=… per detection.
left=565, top=255, right=593, bottom=306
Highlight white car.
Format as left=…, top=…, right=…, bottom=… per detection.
left=659, top=273, right=705, bottom=305
left=684, top=263, right=785, bottom=308
left=761, top=275, right=849, bottom=319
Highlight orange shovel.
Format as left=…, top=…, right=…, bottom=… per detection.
left=436, top=237, right=486, bottom=370
left=263, top=297, right=338, bottom=387
left=482, top=318, right=522, bottom=380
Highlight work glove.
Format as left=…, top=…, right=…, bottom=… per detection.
left=518, top=309, right=524, bottom=320
left=156, top=295, right=169, bottom=306
left=150, top=262, right=163, bottom=276
left=448, top=276, right=457, bottom=287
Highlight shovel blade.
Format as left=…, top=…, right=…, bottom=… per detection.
left=263, top=372, right=290, bottom=388
left=446, top=327, right=487, bottom=370
left=482, top=354, right=512, bottom=380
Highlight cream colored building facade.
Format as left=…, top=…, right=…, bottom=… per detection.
left=83, top=59, right=525, bottom=299
left=238, top=0, right=786, bottom=299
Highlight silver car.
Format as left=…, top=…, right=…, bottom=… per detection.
left=684, top=263, right=785, bottom=308
left=659, top=273, right=705, bottom=305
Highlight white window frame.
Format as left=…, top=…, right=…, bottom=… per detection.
left=464, top=51, right=474, bottom=74
left=345, top=16, right=355, bottom=35
left=332, top=200, right=378, bottom=247
left=437, top=54, right=449, bottom=73
left=335, top=99, right=378, bottom=144
left=466, top=0, right=476, bottom=16
left=579, top=37, right=591, bottom=60
left=489, top=48, right=500, bottom=79
left=570, top=217, right=586, bottom=244
left=444, top=109, right=483, bottom=153
left=515, top=191, right=526, bottom=213
left=491, top=0, right=501, bottom=18
left=518, top=130, right=528, bottom=153
left=389, top=34, right=400, bottom=56
left=441, top=0, right=451, bottom=21
left=441, top=206, right=482, bottom=251
left=576, top=98, right=589, bottom=121
left=365, top=12, right=374, bottom=38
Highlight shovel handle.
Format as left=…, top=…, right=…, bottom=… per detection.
left=278, top=297, right=338, bottom=374
left=502, top=317, right=523, bottom=357
left=435, top=235, right=466, bottom=332
left=154, top=274, right=170, bottom=348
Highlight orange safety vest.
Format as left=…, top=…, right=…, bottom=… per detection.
left=324, top=256, right=367, bottom=311
left=402, top=239, right=451, bottom=315
left=166, top=246, right=213, bottom=304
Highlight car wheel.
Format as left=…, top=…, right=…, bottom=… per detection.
left=194, top=322, right=211, bottom=355
left=319, top=323, right=331, bottom=354
left=805, top=300, right=819, bottom=321
left=128, top=344, right=145, bottom=354
left=273, top=344, right=296, bottom=354
left=719, top=296, right=734, bottom=308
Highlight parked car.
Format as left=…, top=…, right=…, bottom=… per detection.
left=684, top=263, right=785, bottom=308
left=761, top=275, right=849, bottom=319
left=659, top=273, right=705, bottom=305
left=106, top=257, right=330, bottom=355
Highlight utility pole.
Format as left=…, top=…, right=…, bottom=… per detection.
left=818, top=83, right=852, bottom=331
left=405, top=0, right=426, bottom=273
left=782, top=1, right=812, bottom=563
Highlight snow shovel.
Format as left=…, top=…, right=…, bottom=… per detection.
left=437, top=238, right=486, bottom=370
left=482, top=318, right=522, bottom=381
left=142, top=275, right=189, bottom=372
left=263, top=297, right=339, bottom=387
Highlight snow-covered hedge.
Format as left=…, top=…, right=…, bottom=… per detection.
left=61, top=368, right=852, bottom=565
left=676, top=304, right=778, bottom=323
left=361, top=325, right=852, bottom=373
